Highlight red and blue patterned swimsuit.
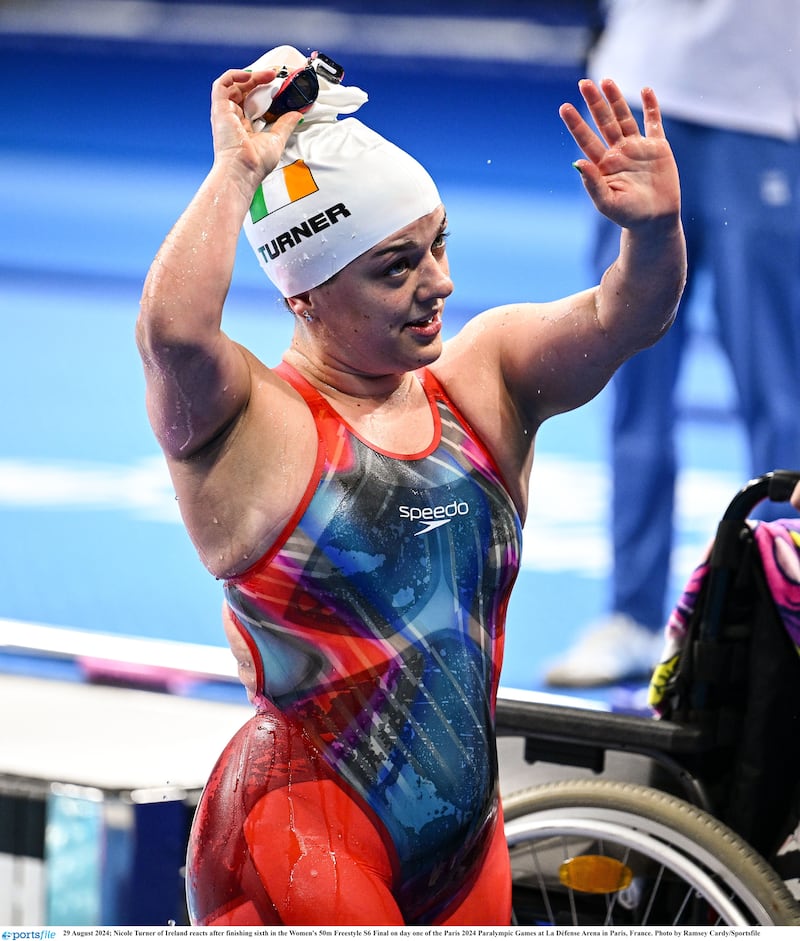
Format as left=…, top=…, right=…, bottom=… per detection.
left=186, top=363, right=522, bottom=925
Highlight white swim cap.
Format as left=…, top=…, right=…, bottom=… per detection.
left=241, top=46, right=442, bottom=298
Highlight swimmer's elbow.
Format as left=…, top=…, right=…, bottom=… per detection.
left=136, top=297, right=192, bottom=362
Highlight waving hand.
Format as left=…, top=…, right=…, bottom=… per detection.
left=560, top=79, right=681, bottom=230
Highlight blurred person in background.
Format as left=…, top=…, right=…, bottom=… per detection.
left=546, top=0, right=800, bottom=688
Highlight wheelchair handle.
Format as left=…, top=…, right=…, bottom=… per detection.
left=721, top=469, right=800, bottom=521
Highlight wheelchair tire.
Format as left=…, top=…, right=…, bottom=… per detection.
left=503, top=779, right=800, bottom=926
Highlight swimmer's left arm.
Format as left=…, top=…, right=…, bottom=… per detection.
left=485, top=79, right=686, bottom=425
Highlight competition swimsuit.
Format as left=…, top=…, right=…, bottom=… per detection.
left=186, top=362, right=522, bottom=926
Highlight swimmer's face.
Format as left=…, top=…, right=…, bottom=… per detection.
left=294, top=206, right=453, bottom=374
left=222, top=607, right=258, bottom=703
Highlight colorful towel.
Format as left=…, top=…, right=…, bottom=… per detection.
left=649, top=519, right=800, bottom=712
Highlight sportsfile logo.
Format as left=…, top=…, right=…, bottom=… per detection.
left=399, top=499, right=470, bottom=536
left=2, top=933, right=56, bottom=940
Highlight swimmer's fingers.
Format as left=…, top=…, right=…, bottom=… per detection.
left=595, top=78, right=646, bottom=144
left=559, top=79, right=663, bottom=164
left=210, top=68, right=302, bottom=170
left=261, top=110, right=305, bottom=152
left=638, top=85, right=667, bottom=139
left=558, top=99, right=604, bottom=167
left=560, top=77, right=680, bottom=227
left=211, top=68, right=277, bottom=138
left=212, top=68, right=277, bottom=110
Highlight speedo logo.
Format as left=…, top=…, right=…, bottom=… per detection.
left=257, top=203, right=352, bottom=265
left=399, top=500, right=470, bottom=536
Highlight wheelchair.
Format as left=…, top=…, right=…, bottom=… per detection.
left=496, top=470, right=800, bottom=926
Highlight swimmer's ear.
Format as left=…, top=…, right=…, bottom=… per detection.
left=286, top=293, right=312, bottom=318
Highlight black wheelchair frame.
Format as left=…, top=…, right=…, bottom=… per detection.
left=495, top=470, right=800, bottom=926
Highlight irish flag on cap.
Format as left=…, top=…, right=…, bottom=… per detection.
left=250, top=160, right=319, bottom=223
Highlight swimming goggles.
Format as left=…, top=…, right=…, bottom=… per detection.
left=264, top=51, right=345, bottom=121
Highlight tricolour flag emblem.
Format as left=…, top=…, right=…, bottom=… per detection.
left=249, top=160, right=319, bottom=223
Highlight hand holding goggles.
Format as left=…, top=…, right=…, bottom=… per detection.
left=262, top=51, right=345, bottom=122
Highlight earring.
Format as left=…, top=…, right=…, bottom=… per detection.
left=303, top=311, right=313, bottom=323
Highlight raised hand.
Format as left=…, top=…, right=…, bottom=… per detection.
left=559, top=79, right=681, bottom=230
left=210, top=68, right=302, bottom=182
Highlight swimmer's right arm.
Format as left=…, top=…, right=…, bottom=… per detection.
left=136, top=69, right=302, bottom=460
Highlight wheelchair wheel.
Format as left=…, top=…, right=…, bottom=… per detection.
left=503, top=779, right=800, bottom=926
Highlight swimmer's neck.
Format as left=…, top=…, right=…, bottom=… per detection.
left=282, top=349, right=423, bottom=405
